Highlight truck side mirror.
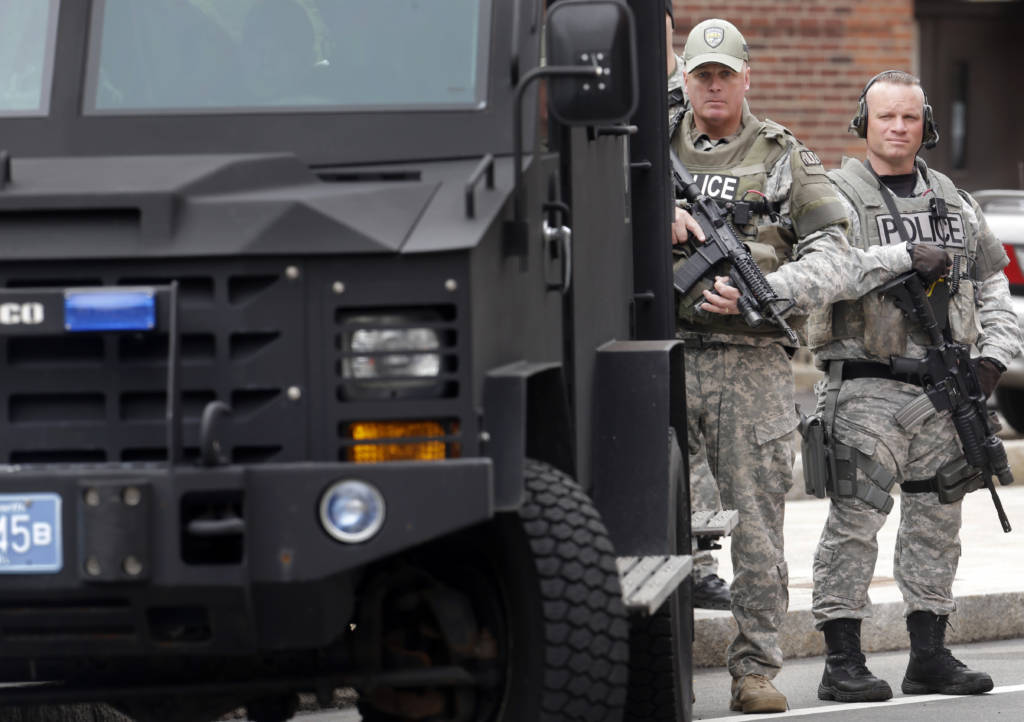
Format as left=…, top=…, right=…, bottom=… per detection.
left=545, top=0, right=638, bottom=126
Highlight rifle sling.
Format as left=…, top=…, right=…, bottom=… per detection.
left=865, top=161, right=953, bottom=334
left=823, top=360, right=843, bottom=440
left=864, top=160, right=914, bottom=246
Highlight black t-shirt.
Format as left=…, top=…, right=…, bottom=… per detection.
left=879, top=171, right=917, bottom=199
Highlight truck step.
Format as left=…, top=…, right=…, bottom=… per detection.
left=616, top=554, right=692, bottom=616
left=691, top=509, right=738, bottom=538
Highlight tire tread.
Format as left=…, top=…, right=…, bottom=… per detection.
left=521, top=459, right=629, bottom=721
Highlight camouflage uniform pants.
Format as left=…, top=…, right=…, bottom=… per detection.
left=811, top=377, right=963, bottom=629
left=684, top=341, right=797, bottom=679
left=690, top=446, right=723, bottom=580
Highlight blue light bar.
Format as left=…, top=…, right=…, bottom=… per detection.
left=64, top=289, right=156, bottom=332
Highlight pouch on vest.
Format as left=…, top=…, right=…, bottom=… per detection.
left=862, top=292, right=908, bottom=357
left=744, top=239, right=782, bottom=274
left=752, top=219, right=793, bottom=269
left=946, top=278, right=982, bottom=346
left=799, top=411, right=832, bottom=499
left=935, top=456, right=986, bottom=504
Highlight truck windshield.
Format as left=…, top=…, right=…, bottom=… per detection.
left=0, top=0, right=58, bottom=116
left=85, top=0, right=489, bottom=114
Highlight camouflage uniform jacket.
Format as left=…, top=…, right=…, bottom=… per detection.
left=812, top=159, right=1022, bottom=370
left=667, top=53, right=687, bottom=140
left=671, top=103, right=850, bottom=347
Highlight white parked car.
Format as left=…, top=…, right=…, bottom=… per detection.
left=974, top=190, right=1024, bottom=433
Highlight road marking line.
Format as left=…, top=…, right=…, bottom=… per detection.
left=697, top=684, right=1024, bottom=721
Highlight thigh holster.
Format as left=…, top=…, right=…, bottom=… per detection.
left=902, top=457, right=985, bottom=504
left=832, top=441, right=897, bottom=513
left=802, top=361, right=897, bottom=514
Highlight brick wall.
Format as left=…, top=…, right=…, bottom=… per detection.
left=669, top=0, right=916, bottom=168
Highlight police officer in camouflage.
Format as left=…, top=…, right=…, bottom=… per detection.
left=666, top=2, right=686, bottom=141
left=669, top=17, right=878, bottom=714
left=666, top=0, right=732, bottom=612
left=803, top=70, right=1022, bottom=703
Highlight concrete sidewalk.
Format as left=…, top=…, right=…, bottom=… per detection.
left=692, top=361, right=1024, bottom=668
left=693, top=482, right=1024, bottom=667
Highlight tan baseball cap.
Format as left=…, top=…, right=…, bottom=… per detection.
left=683, top=19, right=749, bottom=73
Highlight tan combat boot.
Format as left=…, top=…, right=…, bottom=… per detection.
left=730, top=673, right=788, bottom=713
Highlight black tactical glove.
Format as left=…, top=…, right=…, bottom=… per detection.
left=973, top=357, right=1005, bottom=398
left=908, top=242, right=952, bottom=284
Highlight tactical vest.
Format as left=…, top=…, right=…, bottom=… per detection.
left=668, top=89, right=686, bottom=141
left=667, top=55, right=687, bottom=140
left=671, top=107, right=843, bottom=338
left=808, top=157, right=981, bottom=356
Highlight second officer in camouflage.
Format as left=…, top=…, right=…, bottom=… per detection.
left=806, top=70, right=1022, bottom=703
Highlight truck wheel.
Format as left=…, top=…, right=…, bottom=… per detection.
left=996, top=386, right=1024, bottom=433
left=355, top=458, right=629, bottom=721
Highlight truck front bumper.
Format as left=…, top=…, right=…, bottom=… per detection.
left=0, top=459, right=493, bottom=657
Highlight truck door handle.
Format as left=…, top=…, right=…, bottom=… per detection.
left=543, top=219, right=572, bottom=294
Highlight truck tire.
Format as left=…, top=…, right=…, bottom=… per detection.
left=355, top=458, right=629, bottom=721
left=1, top=705, right=130, bottom=722
left=625, top=593, right=686, bottom=721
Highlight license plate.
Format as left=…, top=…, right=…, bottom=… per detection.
left=0, top=494, right=62, bottom=573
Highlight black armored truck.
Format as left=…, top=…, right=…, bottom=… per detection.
left=0, top=1, right=699, bottom=720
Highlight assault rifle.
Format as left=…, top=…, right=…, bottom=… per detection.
left=880, top=270, right=1013, bottom=532
left=670, top=149, right=798, bottom=344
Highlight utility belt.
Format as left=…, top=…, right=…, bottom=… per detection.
left=798, top=360, right=984, bottom=512
left=840, top=360, right=923, bottom=387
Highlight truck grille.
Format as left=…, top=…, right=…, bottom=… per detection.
left=0, top=257, right=471, bottom=466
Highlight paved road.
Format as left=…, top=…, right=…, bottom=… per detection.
left=280, top=638, right=1024, bottom=721
left=692, top=637, right=1024, bottom=721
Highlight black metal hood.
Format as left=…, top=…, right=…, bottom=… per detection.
left=0, top=153, right=514, bottom=261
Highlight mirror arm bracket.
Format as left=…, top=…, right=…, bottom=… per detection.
left=509, top=64, right=603, bottom=249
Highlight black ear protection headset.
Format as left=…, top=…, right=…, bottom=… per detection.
left=848, top=70, right=940, bottom=149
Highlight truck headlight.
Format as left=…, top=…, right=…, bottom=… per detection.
left=319, top=480, right=386, bottom=544
left=340, top=312, right=443, bottom=399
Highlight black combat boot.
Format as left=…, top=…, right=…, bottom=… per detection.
left=693, top=573, right=731, bottom=610
left=817, top=619, right=893, bottom=702
left=903, top=611, right=994, bottom=695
